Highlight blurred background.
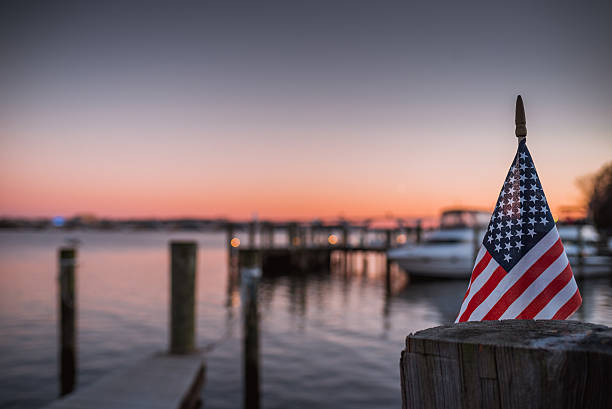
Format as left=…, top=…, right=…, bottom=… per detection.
left=1, top=1, right=611, bottom=409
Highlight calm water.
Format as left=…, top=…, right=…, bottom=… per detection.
left=1, top=231, right=611, bottom=409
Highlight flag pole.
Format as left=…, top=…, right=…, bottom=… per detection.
left=515, top=95, right=527, bottom=143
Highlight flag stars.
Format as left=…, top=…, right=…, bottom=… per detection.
left=520, top=152, right=528, bottom=160
left=529, top=195, right=538, bottom=203
left=515, top=241, right=524, bottom=251
left=505, top=231, right=513, bottom=240
left=527, top=228, right=536, bottom=237
left=504, top=253, right=512, bottom=262
left=529, top=206, right=537, bottom=214
left=495, top=243, right=502, bottom=252
left=540, top=206, right=547, bottom=213
left=528, top=217, right=536, bottom=226
left=539, top=217, right=549, bottom=225
left=495, top=233, right=502, bottom=241
left=504, top=242, right=512, bottom=251
left=530, top=173, right=539, bottom=181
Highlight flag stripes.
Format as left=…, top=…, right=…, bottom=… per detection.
left=516, top=263, right=573, bottom=319
left=482, top=238, right=564, bottom=320
left=551, top=289, right=582, bottom=320
left=456, top=227, right=580, bottom=322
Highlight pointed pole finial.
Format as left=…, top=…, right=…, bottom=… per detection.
left=515, top=95, right=527, bottom=139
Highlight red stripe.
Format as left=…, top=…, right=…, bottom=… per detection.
left=458, top=266, right=506, bottom=322
left=462, top=252, right=493, bottom=302
left=481, top=239, right=563, bottom=320
left=552, top=289, right=582, bottom=320
left=516, top=263, right=573, bottom=319
left=471, top=252, right=492, bottom=284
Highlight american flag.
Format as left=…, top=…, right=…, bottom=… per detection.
left=456, top=140, right=581, bottom=322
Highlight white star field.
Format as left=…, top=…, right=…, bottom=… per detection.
left=482, top=142, right=555, bottom=271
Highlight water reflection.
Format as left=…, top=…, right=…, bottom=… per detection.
left=1, top=232, right=611, bottom=409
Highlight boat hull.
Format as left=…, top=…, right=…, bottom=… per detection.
left=393, top=257, right=473, bottom=279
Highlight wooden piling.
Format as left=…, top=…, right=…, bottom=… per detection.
left=58, top=247, right=77, bottom=396
left=385, top=230, right=393, bottom=249
left=400, top=320, right=612, bottom=409
left=472, top=225, right=480, bottom=263
left=249, top=221, right=256, bottom=248
left=170, top=241, right=197, bottom=354
left=342, top=225, right=349, bottom=248
left=415, top=220, right=422, bottom=244
left=241, top=252, right=261, bottom=409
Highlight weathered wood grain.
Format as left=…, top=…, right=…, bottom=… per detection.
left=400, top=320, right=612, bottom=409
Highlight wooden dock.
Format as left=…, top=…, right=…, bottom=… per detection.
left=42, top=242, right=205, bottom=409
left=42, top=354, right=204, bottom=409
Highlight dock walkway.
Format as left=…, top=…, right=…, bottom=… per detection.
left=42, top=353, right=205, bottom=409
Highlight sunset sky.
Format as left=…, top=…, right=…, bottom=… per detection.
left=1, top=1, right=611, bottom=220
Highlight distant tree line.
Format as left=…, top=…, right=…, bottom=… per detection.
left=579, top=161, right=612, bottom=235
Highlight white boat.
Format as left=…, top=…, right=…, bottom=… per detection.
left=388, top=211, right=612, bottom=279
left=557, top=224, right=612, bottom=278
left=387, top=209, right=489, bottom=279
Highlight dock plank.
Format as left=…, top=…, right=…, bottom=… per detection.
left=42, top=354, right=205, bottom=409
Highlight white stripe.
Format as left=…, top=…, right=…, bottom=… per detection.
left=467, top=228, right=560, bottom=321
left=455, top=256, right=498, bottom=322
left=463, top=245, right=487, bottom=297
left=534, top=277, right=579, bottom=319
left=499, top=251, right=568, bottom=319
left=474, top=245, right=487, bottom=266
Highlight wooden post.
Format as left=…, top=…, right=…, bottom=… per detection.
left=577, top=224, right=585, bottom=275
left=415, top=220, right=422, bottom=244
left=472, top=225, right=480, bottom=263
left=400, top=320, right=612, bottom=409
left=58, top=247, right=77, bottom=396
left=170, top=241, right=197, bottom=354
left=288, top=223, right=298, bottom=248
left=385, top=257, right=392, bottom=296
left=240, top=252, right=261, bottom=409
left=227, top=223, right=237, bottom=259
left=267, top=223, right=275, bottom=248
left=249, top=221, right=256, bottom=249
left=342, top=226, right=349, bottom=249
left=386, top=229, right=393, bottom=249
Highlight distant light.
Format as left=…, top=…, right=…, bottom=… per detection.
left=328, top=234, right=338, bottom=245
left=52, top=216, right=65, bottom=227
left=396, top=234, right=407, bottom=244
left=230, top=237, right=240, bottom=248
